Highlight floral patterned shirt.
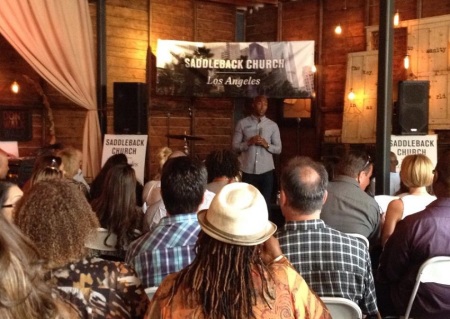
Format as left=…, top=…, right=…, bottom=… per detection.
left=47, top=256, right=149, bottom=319
left=145, top=257, right=331, bottom=319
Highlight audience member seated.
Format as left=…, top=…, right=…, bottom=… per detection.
left=142, top=146, right=172, bottom=211
left=90, top=153, right=128, bottom=201
left=90, top=163, right=143, bottom=260
left=56, top=146, right=90, bottom=196
left=146, top=182, right=331, bottom=319
left=0, top=181, right=23, bottom=221
left=143, top=152, right=215, bottom=232
left=389, top=151, right=401, bottom=195
left=376, top=150, right=450, bottom=318
left=0, top=152, right=9, bottom=180
left=321, top=149, right=381, bottom=244
left=90, top=153, right=144, bottom=208
left=14, top=179, right=149, bottom=318
left=276, top=156, right=379, bottom=318
left=0, top=214, right=75, bottom=318
left=204, top=148, right=241, bottom=194
left=126, top=156, right=207, bottom=288
left=367, top=151, right=401, bottom=197
left=22, top=155, right=64, bottom=193
left=381, top=154, right=436, bottom=246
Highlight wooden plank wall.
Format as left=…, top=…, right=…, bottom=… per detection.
left=147, top=0, right=235, bottom=180
left=2, top=0, right=450, bottom=179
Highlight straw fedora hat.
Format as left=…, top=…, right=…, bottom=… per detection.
left=197, top=182, right=276, bottom=246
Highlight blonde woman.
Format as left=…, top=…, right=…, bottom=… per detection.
left=381, top=154, right=436, bottom=246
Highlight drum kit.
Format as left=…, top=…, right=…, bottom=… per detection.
left=166, top=133, right=204, bottom=155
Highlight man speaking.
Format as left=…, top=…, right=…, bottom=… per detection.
left=232, top=95, right=282, bottom=205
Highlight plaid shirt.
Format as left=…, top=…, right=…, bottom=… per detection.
left=277, top=219, right=378, bottom=315
left=125, top=213, right=200, bottom=288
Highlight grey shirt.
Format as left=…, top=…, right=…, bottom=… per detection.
left=232, top=115, right=281, bottom=174
left=321, top=175, right=381, bottom=242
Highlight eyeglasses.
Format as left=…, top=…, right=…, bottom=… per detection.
left=361, top=155, right=372, bottom=171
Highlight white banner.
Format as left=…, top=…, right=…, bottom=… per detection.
left=101, top=134, right=148, bottom=184
left=390, top=135, right=438, bottom=170
left=156, top=40, right=315, bottom=98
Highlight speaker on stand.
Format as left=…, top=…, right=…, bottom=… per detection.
left=395, top=80, right=429, bottom=135
left=113, top=82, right=148, bottom=134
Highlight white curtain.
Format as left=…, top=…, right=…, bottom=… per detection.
left=0, top=0, right=101, bottom=178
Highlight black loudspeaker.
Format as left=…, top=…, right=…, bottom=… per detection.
left=113, top=82, right=148, bottom=134
left=397, top=80, right=429, bottom=135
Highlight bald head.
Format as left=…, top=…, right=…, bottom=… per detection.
left=280, top=156, right=328, bottom=214
left=0, top=153, right=9, bottom=179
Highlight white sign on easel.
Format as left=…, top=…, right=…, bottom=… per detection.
left=390, top=135, right=438, bottom=170
left=101, top=134, right=148, bottom=184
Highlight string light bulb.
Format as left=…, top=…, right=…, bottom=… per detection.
left=404, top=55, right=410, bottom=69
left=11, top=81, right=19, bottom=94
left=394, top=10, right=400, bottom=26
left=348, top=88, right=355, bottom=101
left=335, top=24, right=342, bottom=35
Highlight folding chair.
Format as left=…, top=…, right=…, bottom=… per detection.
left=321, top=296, right=362, bottom=319
left=404, top=256, right=450, bottom=319
left=347, top=233, right=369, bottom=247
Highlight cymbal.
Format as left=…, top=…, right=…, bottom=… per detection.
left=166, top=134, right=204, bottom=141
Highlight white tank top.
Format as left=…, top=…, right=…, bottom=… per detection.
left=399, top=193, right=436, bottom=219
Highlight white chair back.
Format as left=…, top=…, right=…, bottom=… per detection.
left=84, top=228, right=117, bottom=251
left=321, top=296, right=362, bottom=319
left=404, top=256, right=450, bottom=319
left=346, top=233, right=369, bottom=247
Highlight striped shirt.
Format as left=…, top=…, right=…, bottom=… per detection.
left=125, top=213, right=200, bottom=288
left=277, top=219, right=378, bottom=315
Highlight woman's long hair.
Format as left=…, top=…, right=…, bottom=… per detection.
left=90, top=163, right=141, bottom=251
left=169, top=231, right=274, bottom=319
left=0, top=215, right=61, bottom=319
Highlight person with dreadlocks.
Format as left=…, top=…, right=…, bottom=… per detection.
left=205, top=148, right=241, bottom=194
left=145, top=182, right=331, bottom=319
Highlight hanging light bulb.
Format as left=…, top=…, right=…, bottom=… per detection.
left=404, top=55, right=410, bottom=69
left=335, top=24, right=342, bottom=35
left=348, top=88, right=355, bottom=101
left=394, top=10, right=400, bottom=26
left=311, top=65, right=317, bottom=73
left=11, top=81, right=19, bottom=94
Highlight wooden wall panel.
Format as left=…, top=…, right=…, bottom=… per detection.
left=2, top=0, right=450, bottom=180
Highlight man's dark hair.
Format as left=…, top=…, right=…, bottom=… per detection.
left=161, top=156, right=207, bottom=215
left=336, top=149, right=372, bottom=178
left=204, top=149, right=240, bottom=183
left=280, top=156, right=328, bottom=214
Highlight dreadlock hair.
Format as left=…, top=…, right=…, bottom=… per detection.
left=168, top=231, right=274, bottom=319
left=205, top=149, right=240, bottom=183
